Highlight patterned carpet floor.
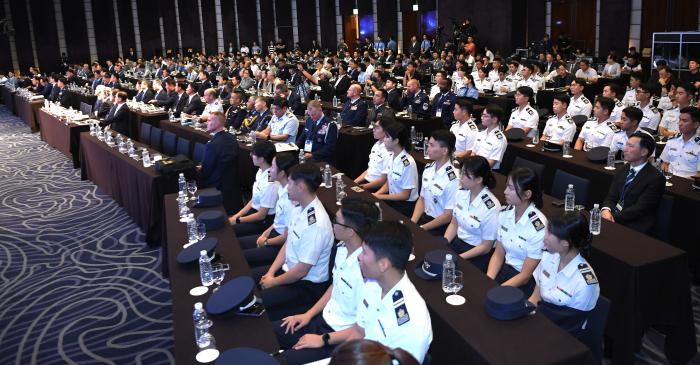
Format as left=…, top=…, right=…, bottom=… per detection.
left=0, top=105, right=697, bottom=364
left=0, top=107, right=174, bottom=364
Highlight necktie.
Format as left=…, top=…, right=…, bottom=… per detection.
left=623, top=168, right=636, bottom=190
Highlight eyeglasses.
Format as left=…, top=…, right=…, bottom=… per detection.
left=332, top=216, right=355, bottom=230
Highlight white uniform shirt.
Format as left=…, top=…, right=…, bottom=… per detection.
left=474, top=77, right=493, bottom=92
left=575, top=68, right=598, bottom=80
left=603, top=63, right=621, bottom=78
left=473, top=127, right=507, bottom=169
left=420, top=161, right=459, bottom=218
left=497, top=204, right=546, bottom=272
left=488, top=70, right=500, bottom=83
left=284, top=197, right=334, bottom=283
left=492, top=78, right=514, bottom=95
left=322, top=243, right=365, bottom=331
left=506, top=73, right=521, bottom=84
left=365, top=140, right=391, bottom=182
left=621, top=88, right=638, bottom=107
left=429, top=84, right=440, bottom=101
left=251, top=168, right=279, bottom=213
left=567, top=95, right=592, bottom=117
left=356, top=274, right=432, bottom=363
left=659, top=106, right=681, bottom=134
left=579, top=117, right=618, bottom=150
left=639, top=102, right=661, bottom=131
left=449, top=119, right=479, bottom=154
left=517, top=76, right=540, bottom=95
left=272, top=184, right=292, bottom=233
left=453, top=187, right=501, bottom=244
left=534, top=252, right=599, bottom=311
left=542, top=114, right=576, bottom=144
left=609, top=130, right=636, bottom=154
left=389, top=149, right=419, bottom=201
left=659, top=134, right=700, bottom=178
left=268, top=111, right=299, bottom=143
left=610, top=99, right=625, bottom=122
left=507, top=104, right=540, bottom=138
left=202, top=100, right=224, bottom=118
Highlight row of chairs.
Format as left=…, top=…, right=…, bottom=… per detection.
left=138, top=123, right=206, bottom=163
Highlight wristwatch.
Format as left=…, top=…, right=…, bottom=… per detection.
left=263, top=239, right=269, bottom=247
left=235, top=217, right=241, bottom=224
left=322, top=333, right=331, bottom=347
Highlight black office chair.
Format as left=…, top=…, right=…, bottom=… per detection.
left=139, top=123, right=152, bottom=143
left=572, top=115, right=588, bottom=127
left=177, top=137, right=191, bottom=158
left=149, top=127, right=163, bottom=152
left=551, top=170, right=591, bottom=206
left=79, top=102, right=92, bottom=115
left=162, top=131, right=177, bottom=156
left=653, top=194, right=674, bottom=243
left=511, top=157, right=545, bottom=187
left=579, top=296, right=611, bottom=365
left=193, top=142, right=206, bottom=163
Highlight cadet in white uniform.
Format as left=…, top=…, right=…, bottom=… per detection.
left=658, top=84, right=695, bottom=138
left=374, top=122, right=419, bottom=217
left=530, top=212, right=599, bottom=340
left=474, top=104, right=508, bottom=169
left=492, top=66, right=514, bottom=95
left=506, top=86, right=539, bottom=138
left=274, top=199, right=380, bottom=365
left=541, top=93, right=576, bottom=145
left=444, top=155, right=501, bottom=271
left=567, top=78, right=592, bottom=117
left=411, top=130, right=460, bottom=236
left=636, top=84, right=661, bottom=131
left=601, top=84, right=626, bottom=123
left=609, top=107, right=644, bottom=155
left=230, top=141, right=279, bottom=237
left=355, top=116, right=392, bottom=191
left=450, top=98, right=480, bottom=159
left=621, top=73, right=643, bottom=107
left=516, top=64, right=540, bottom=97
left=474, top=67, right=493, bottom=92
left=200, top=88, right=224, bottom=120
left=487, top=168, right=546, bottom=297
left=575, top=96, right=619, bottom=151
left=659, top=107, right=700, bottom=178
left=262, top=98, right=299, bottom=143
left=256, top=163, right=335, bottom=321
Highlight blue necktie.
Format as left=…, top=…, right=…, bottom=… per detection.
left=620, top=168, right=637, bottom=204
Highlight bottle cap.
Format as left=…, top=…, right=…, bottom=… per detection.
left=446, top=254, right=453, bottom=260
left=194, top=302, right=203, bottom=309
left=200, top=250, right=207, bottom=255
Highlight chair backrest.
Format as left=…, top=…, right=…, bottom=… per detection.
left=162, top=131, right=177, bottom=156
left=193, top=142, right=206, bottom=163
left=551, top=169, right=591, bottom=206
left=139, top=123, right=152, bottom=143
left=511, top=157, right=545, bottom=188
left=177, top=137, right=191, bottom=158
left=79, top=102, right=92, bottom=115
left=653, top=194, right=674, bottom=242
left=572, top=115, right=588, bottom=127
left=149, top=127, right=163, bottom=152
left=579, top=296, right=611, bottom=365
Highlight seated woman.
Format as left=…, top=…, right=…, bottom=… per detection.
left=443, top=155, right=501, bottom=271
left=486, top=167, right=546, bottom=297
left=240, top=152, right=297, bottom=268
left=529, top=211, right=600, bottom=339
left=410, top=129, right=459, bottom=236
left=372, top=122, right=418, bottom=218
left=229, top=140, right=278, bottom=237
left=354, top=115, right=393, bottom=191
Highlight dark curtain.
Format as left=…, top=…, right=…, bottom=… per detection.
left=275, top=0, right=293, bottom=48
left=178, top=0, right=202, bottom=53
left=117, top=0, right=135, bottom=59
left=61, top=0, right=89, bottom=65
left=377, top=0, right=397, bottom=42
left=201, top=0, right=219, bottom=54
left=10, top=0, right=34, bottom=71
left=137, top=0, right=161, bottom=58
left=318, top=0, right=336, bottom=52
left=92, top=0, right=119, bottom=61
left=159, top=0, right=179, bottom=54
left=296, top=0, right=316, bottom=51
left=261, top=0, right=276, bottom=48
left=600, top=0, right=631, bottom=57
left=220, top=0, right=237, bottom=50
left=31, top=0, right=60, bottom=72
left=236, top=0, right=258, bottom=47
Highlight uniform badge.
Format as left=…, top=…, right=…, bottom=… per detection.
left=482, top=194, right=495, bottom=209
left=495, top=131, right=504, bottom=139
left=402, top=159, right=410, bottom=167
left=432, top=196, right=438, bottom=204
left=456, top=204, right=463, bottom=210
left=422, top=102, right=429, bottom=111
left=395, top=304, right=410, bottom=326
left=448, top=171, right=457, bottom=181
left=578, top=263, right=598, bottom=285
left=542, top=269, right=550, bottom=278
left=307, top=207, right=317, bottom=225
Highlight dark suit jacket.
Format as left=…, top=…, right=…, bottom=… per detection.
left=198, top=130, right=242, bottom=214
left=197, top=80, right=212, bottom=96
left=136, top=89, right=155, bottom=103
left=333, top=75, right=351, bottom=98
left=183, top=93, right=204, bottom=115
left=409, top=42, right=420, bottom=56
left=49, top=86, right=61, bottom=102
left=386, top=88, right=402, bottom=111
left=367, top=103, right=395, bottom=125
left=173, top=93, right=188, bottom=117
left=104, top=103, right=130, bottom=135
left=95, top=99, right=113, bottom=118
left=340, top=98, right=369, bottom=127
left=286, top=92, right=301, bottom=113
left=602, top=163, right=665, bottom=234
left=295, top=115, right=338, bottom=163
left=154, top=90, right=168, bottom=102
left=154, top=91, right=178, bottom=110
left=41, top=84, right=53, bottom=99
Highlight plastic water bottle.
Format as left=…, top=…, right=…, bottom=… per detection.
left=199, top=250, right=214, bottom=286
left=187, top=216, right=198, bottom=243
left=333, top=95, right=338, bottom=107
left=142, top=149, right=151, bottom=167
left=532, top=129, right=539, bottom=145
left=590, top=204, right=601, bottom=235
left=423, top=137, right=429, bottom=159
left=323, top=164, right=332, bottom=188
left=442, top=254, right=455, bottom=294
left=407, top=104, right=413, bottom=115
left=298, top=148, right=306, bottom=163
left=564, top=184, right=575, bottom=211
left=248, top=130, right=256, bottom=144
left=178, top=173, right=187, bottom=193
left=193, top=302, right=212, bottom=346
left=375, top=202, right=382, bottom=221
left=606, top=149, right=616, bottom=169
left=410, top=126, right=416, bottom=143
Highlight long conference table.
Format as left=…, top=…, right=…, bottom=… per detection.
left=14, top=95, right=43, bottom=132
left=38, top=109, right=91, bottom=168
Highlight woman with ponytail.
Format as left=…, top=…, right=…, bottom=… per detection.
left=329, top=339, right=420, bottom=365
left=528, top=211, right=600, bottom=339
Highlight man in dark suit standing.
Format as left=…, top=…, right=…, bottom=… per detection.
left=409, top=36, right=421, bottom=57
left=103, top=91, right=130, bottom=136
left=602, top=131, right=665, bottom=234
left=197, top=112, right=242, bottom=215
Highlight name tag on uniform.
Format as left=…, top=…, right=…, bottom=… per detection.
left=615, top=202, right=623, bottom=213
left=436, top=109, right=442, bottom=117
left=304, top=139, right=313, bottom=152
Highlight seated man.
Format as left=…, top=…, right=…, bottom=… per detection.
left=567, top=78, right=592, bottom=117
left=600, top=83, right=625, bottom=123
left=103, top=91, right=130, bottom=136
left=260, top=97, right=299, bottom=143
left=355, top=115, right=393, bottom=191
left=430, top=78, right=457, bottom=127
left=540, top=93, right=576, bottom=146
left=181, top=83, right=204, bottom=116
left=574, top=59, right=598, bottom=83
left=289, top=222, right=433, bottom=364
left=365, top=89, right=395, bottom=126
left=240, top=96, right=273, bottom=135
left=601, top=132, right=664, bottom=234
left=339, top=84, right=369, bottom=127
left=450, top=98, right=479, bottom=159
left=550, top=62, right=574, bottom=89
left=224, top=90, right=247, bottom=129
left=575, top=96, right=618, bottom=151
left=506, top=86, right=539, bottom=138
left=609, top=107, right=644, bottom=155
left=274, top=198, right=380, bottom=365
left=659, top=106, right=700, bottom=178
left=410, top=129, right=459, bottom=236
left=473, top=104, right=508, bottom=170
left=197, top=112, right=242, bottom=214
left=253, top=163, right=334, bottom=321
left=199, top=88, right=224, bottom=122
left=400, top=79, right=430, bottom=118
left=658, top=83, right=696, bottom=138
left=296, top=100, right=338, bottom=163
left=635, top=83, right=661, bottom=132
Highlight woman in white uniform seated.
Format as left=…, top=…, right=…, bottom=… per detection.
left=529, top=211, right=600, bottom=340
left=373, top=122, right=419, bottom=218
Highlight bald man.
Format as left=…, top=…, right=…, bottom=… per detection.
left=401, top=79, right=430, bottom=118
left=339, top=84, right=369, bottom=127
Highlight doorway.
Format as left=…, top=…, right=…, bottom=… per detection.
left=343, top=15, right=359, bottom=52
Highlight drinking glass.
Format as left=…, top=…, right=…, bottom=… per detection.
left=446, top=270, right=465, bottom=305
left=187, top=181, right=198, bottom=201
